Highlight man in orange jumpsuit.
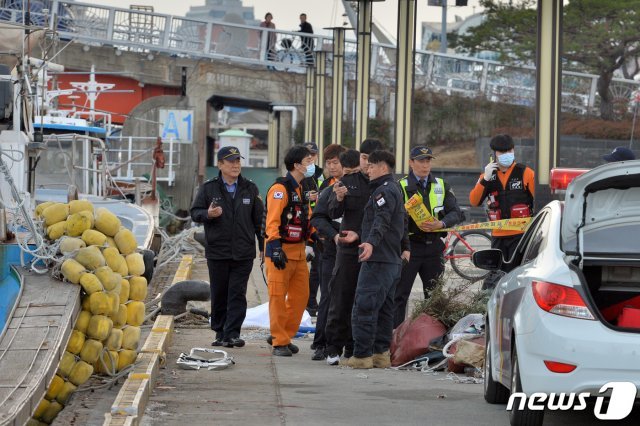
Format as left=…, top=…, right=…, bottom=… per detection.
left=264, top=145, right=316, bottom=356
left=469, top=134, right=535, bottom=289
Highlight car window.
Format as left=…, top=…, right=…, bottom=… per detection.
left=522, top=212, right=550, bottom=264
left=508, top=211, right=546, bottom=265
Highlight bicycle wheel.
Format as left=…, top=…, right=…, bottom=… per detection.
left=449, top=230, right=492, bottom=281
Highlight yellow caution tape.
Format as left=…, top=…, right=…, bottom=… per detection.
left=404, top=192, right=532, bottom=232
left=437, top=217, right=532, bottom=232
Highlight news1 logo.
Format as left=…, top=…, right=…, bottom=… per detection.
left=507, top=382, right=637, bottom=420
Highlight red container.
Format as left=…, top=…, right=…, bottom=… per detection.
left=617, top=307, right=640, bottom=328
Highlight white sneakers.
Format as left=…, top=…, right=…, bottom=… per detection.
left=326, top=354, right=340, bottom=366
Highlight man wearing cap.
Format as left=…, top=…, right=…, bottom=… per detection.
left=393, top=146, right=462, bottom=328
left=469, top=134, right=535, bottom=288
left=301, top=141, right=325, bottom=317
left=190, top=146, right=264, bottom=348
left=603, top=146, right=636, bottom=162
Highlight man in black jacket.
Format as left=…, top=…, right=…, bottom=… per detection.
left=190, top=146, right=264, bottom=348
left=348, top=150, right=405, bottom=369
left=324, top=140, right=385, bottom=366
left=299, top=13, right=314, bottom=65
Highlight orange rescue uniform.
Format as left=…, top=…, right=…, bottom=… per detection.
left=264, top=176, right=313, bottom=347
left=469, top=162, right=535, bottom=237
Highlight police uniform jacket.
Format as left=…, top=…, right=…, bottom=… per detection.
left=361, top=174, right=406, bottom=264
left=327, top=171, right=370, bottom=253
left=310, top=181, right=341, bottom=257
left=400, top=172, right=462, bottom=252
left=190, top=173, right=264, bottom=261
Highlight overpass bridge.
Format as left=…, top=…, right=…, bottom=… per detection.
left=2, top=0, right=639, bottom=116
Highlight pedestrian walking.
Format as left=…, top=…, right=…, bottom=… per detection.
left=348, top=150, right=405, bottom=369
left=264, top=145, right=316, bottom=356
left=190, top=146, right=264, bottom=348
left=393, top=146, right=462, bottom=328
left=469, top=134, right=535, bottom=289
left=309, top=144, right=347, bottom=360
left=324, top=139, right=384, bottom=366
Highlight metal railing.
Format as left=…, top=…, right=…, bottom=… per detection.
left=2, top=0, right=639, bottom=114
left=105, top=136, right=178, bottom=186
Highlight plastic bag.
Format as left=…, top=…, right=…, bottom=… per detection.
left=448, top=313, right=484, bottom=340
left=241, top=302, right=313, bottom=329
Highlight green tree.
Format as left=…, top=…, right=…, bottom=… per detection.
left=455, top=0, right=640, bottom=120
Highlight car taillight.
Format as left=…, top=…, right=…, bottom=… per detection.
left=544, top=360, right=577, bottom=373
left=549, top=168, right=589, bottom=193
left=532, top=281, right=595, bottom=320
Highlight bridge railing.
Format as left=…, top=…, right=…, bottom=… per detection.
left=2, top=0, right=639, bottom=115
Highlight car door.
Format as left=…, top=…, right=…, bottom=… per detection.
left=496, top=210, right=551, bottom=383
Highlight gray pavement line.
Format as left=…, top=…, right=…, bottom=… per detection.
left=269, top=355, right=287, bottom=426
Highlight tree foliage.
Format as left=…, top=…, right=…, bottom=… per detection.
left=455, top=0, right=640, bottom=120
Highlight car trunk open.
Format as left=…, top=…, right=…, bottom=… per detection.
left=561, top=161, right=640, bottom=329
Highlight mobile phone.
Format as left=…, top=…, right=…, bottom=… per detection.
left=489, top=154, right=494, bottom=163
left=336, top=181, right=344, bottom=188
left=339, top=231, right=348, bottom=238
left=210, top=200, right=218, bottom=208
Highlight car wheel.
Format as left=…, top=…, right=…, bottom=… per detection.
left=484, top=327, right=509, bottom=404
left=509, top=346, right=544, bottom=426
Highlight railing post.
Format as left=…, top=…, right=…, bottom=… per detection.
left=163, top=16, right=172, bottom=49
left=480, top=60, right=489, bottom=96
left=127, top=137, right=133, bottom=179
left=425, top=53, right=435, bottom=88
left=259, top=26, right=268, bottom=61
left=50, top=0, right=60, bottom=31
left=106, top=7, right=115, bottom=41
left=204, top=22, right=212, bottom=54
left=588, top=75, right=598, bottom=114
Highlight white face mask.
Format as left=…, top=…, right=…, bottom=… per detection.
left=498, top=152, right=515, bottom=167
left=303, top=163, right=315, bottom=178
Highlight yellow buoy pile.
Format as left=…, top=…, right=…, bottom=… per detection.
left=30, top=201, right=148, bottom=425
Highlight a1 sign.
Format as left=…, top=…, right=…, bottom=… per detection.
left=159, top=109, right=193, bottom=143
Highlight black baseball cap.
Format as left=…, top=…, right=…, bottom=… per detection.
left=217, top=146, right=244, bottom=161
left=303, top=141, right=318, bottom=153
left=603, top=146, right=636, bottom=162
left=410, top=146, right=436, bottom=160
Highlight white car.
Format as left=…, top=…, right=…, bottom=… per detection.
left=474, top=160, right=640, bottom=425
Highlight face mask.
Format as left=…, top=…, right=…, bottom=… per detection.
left=498, top=152, right=514, bottom=167
left=303, top=163, right=315, bottom=178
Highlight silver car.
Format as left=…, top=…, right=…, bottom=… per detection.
left=473, top=161, right=640, bottom=426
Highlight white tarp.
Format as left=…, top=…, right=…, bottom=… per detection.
left=242, top=302, right=313, bottom=329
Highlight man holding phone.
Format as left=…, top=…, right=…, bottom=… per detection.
left=190, top=146, right=264, bottom=348
left=469, top=134, right=535, bottom=288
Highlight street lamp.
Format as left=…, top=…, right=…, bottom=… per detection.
left=427, top=0, right=468, bottom=53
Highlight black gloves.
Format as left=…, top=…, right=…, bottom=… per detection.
left=271, top=244, right=288, bottom=270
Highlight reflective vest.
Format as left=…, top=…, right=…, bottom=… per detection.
left=264, top=177, right=311, bottom=243
left=399, top=176, right=445, bottom=217
left=399, top=176, right=445, bottom=240
left=483, top=163, right=533, bottom=220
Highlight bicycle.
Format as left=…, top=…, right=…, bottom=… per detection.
left=273, top=37, right=306, bottom=71
left=442, top=229, right=492, bottom=282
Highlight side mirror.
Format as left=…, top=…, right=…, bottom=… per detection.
left=472, top=249, right=503, bottom=271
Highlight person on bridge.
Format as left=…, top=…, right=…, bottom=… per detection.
left=301, top=141, right=324, bottom=318
left=393, top=146, right=461, bottom=328
left=309, top=144, right=347, bottom=361
left=189, top=146, right=264, bottom=348
left=348, top=150, right=405, bottom=369
left=469, top=134, right=535, bottom=289
left=324, top=140, right=384, bottom=366
left=263, top=145, right=316, bottom=356
left=260, top=12, right=277, bottom=62
left=299, top=13, right=314, bottom=65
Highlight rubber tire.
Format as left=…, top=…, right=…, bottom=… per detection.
left=450, top=230, right=492, bottom=281
left=484, top=325, right=509, bottom=404
left=509, top=346, right=545, bottom=426
left=142, top=249, right=155, bottom=283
